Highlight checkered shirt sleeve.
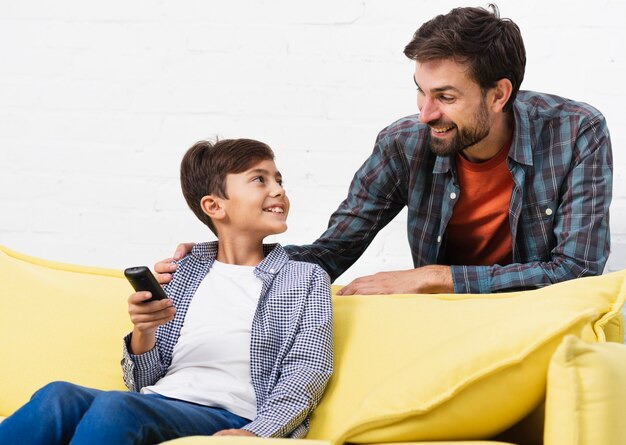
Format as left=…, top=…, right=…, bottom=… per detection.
left=243, top=263, right=333, bottom=438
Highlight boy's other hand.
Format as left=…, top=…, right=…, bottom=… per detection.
left=213, top=429, right=257, bottom=437
left=153, top=242, right=196, bottom=285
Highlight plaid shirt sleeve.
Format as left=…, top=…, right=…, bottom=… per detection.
left=243, top=265, right=334, bottom=438
left=285, top=128, right=410, bottom=282
left=452, top=111, right=612, bottom=293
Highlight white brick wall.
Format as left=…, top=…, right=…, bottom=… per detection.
left=1, top=0, right=625, bottom=286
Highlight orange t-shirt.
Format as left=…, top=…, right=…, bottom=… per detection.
left=445, top=140, right=514, bottom=266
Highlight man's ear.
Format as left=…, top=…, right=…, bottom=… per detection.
left=200, top=195, right=226, bottom=221
left=490, top=78, right=513, bottom=113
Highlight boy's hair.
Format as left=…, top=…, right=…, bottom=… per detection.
left=403, top=4, right=526, bottom=112
left=180, top=138, right=275, bottom=235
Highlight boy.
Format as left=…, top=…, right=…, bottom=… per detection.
left=0, top=138, right=333, bottom=444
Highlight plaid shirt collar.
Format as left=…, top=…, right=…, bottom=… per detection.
left=432, top=97, right=535, bottom=176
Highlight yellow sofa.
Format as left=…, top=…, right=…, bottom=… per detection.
left=1, top=244, right=626, bottom=445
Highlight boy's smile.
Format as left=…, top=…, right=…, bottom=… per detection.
left=263, top=205, right=285, bottom=214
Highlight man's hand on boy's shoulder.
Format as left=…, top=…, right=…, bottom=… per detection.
left=213, top=429, right=257, bottom=437
left=153, top=242, right=196, bottom=285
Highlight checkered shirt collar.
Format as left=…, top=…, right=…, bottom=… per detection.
left=190, top=241, right=289, bottom=277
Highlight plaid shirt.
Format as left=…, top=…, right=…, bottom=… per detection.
left=121, top=242, right=333, bottom=438
left=285, top=91, right=612, bottom=293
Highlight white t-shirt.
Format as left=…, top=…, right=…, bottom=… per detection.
left=142, top=260, right=262, bottom=420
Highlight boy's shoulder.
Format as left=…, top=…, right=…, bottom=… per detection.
left=281, top=258, right=327, bottom=278
left=273, top=259, right=331, bottom=299
left=261, top=244, right=328, bottom=278
left=171, top=241, right=218, bottom=271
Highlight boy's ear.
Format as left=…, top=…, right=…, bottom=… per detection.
left=200, top=195, right=226, bottom=221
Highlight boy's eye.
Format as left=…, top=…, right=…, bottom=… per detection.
left=252, top=176, right=265, bottom=183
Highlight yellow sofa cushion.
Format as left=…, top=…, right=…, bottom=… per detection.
left=0, top=245, right=133, bottom=417
left=306, top=271, right=626, bottom=444
left=544, top=335, right=626, bottom=445
left=161, top=438, right=516, bottom=445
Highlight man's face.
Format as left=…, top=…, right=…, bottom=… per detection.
left=414, top=59, right=493, bottom=158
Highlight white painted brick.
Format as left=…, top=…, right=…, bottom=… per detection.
left=1, top=0, right=625, bottom=281
left=0, top=21, right=83, bottom=50
left=0, top=80, right=40, bottom=107
left=0, top=46, right=80, bottom=76
left=283, top=25, right=400, bottom=61
left=607, top=240, right=626, bottom=273
left=192, top=0, right=365, bottom=26
left=38, top=80, right=131, bottom=110
left=0, top=0, right=162, bottom=21
left=186, top=24, right=286, bottom=55
left=0, top=203, right=30, bottom=232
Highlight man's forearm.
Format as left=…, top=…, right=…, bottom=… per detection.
left=337, top=265, right=453, bottom=295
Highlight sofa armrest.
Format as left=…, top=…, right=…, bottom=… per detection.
left=544, top=335, right=626, bottom=445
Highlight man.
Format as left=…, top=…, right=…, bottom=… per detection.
left=156, top=5, right=612, bottom=295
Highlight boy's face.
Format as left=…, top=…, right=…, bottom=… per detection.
left=219, top=159, right=290, bottom=239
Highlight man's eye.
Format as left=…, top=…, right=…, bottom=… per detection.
left=440, top=95, right=455, bottom=103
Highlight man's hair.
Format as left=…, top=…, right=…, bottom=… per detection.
left=180, top=138, right=275, bottom=235
left=403, top=4, right=526, bottom=112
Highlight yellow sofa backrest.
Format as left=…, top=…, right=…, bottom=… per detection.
left=0, top=245, right=132, bottom=416
left=1, top=245, right=624, bottom=444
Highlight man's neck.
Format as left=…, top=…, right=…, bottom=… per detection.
left=215, top=233, right=265, bottom=266
left=462, top=112, right=514, bottom=163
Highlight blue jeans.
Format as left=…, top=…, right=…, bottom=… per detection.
left=0, top=381, right=250, bottom=445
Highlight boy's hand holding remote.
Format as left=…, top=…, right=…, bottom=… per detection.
left=127, top=291, right=176, bottom=355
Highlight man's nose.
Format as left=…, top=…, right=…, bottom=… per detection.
left=418, top=97, right=441, bottom=124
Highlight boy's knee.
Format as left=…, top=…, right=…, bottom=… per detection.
left=81, top=392, right=144, bottom=432
left=34, top=381, right=82, bottom=403
left=89, top=391, right=138, bottom=415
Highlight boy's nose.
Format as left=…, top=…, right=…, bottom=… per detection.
left=270, top=182, right=285, bottom=197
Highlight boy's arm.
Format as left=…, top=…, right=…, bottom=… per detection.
left=121, top=291, right=176, bottom=392
left=121, top=333, right=168, bottom=392
left=243, top=266, right=334, bottom=438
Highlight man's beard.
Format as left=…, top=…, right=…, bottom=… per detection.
left=427, top=99, right=490, bottom=157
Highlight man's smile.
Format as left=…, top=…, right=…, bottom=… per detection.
left=430, top=125, right=456, bottom=136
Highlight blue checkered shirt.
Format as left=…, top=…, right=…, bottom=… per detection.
left=121, top=242, right=333, bottom=438
left=285, top=91, right=612, bottom=293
